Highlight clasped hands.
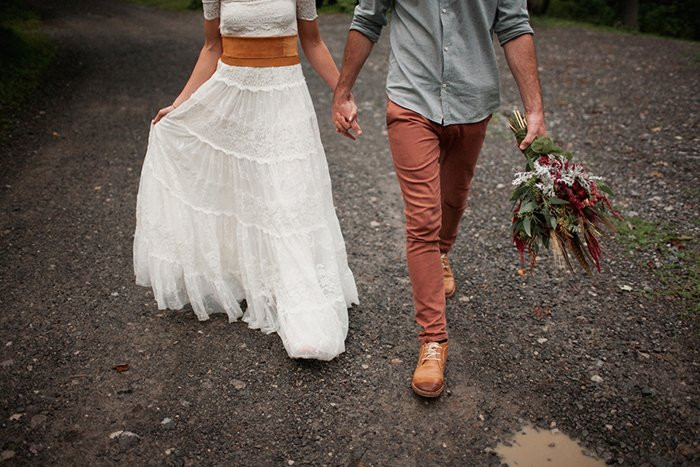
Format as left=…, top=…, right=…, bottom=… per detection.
left=331, top=91, right=362, bottom=140
left=332, top=92, right=545, bottom=148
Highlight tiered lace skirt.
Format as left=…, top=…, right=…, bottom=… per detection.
left=133, top=61, right=358, bottom=361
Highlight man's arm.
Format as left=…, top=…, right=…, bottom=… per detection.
left=332, top=0, right=390, bottom=140
left=332, top=31, right=374, bottom=139
left=494, top=0, right=545, bottom=149
left=503, top=34, right=545, bottom=150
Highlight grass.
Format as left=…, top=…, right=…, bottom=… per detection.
left=126, top=0, right=199, bottom=10
left=530, top=15, right=623, bottom=34
left=0, top=2, right=55, bottom=128
left=318, top=1, right=357, bottom=14
left=615, top=217, right=676, bottom=250
left=615, top=217, right=699, bottom=316
left=128, top=0, right=358, bottom=14
left=531, top=15, right=700, bottom=43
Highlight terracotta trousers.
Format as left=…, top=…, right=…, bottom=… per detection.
left=386, top=99, right=490, bottom=343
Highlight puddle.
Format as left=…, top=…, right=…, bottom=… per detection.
left=495, top=425, right=604, bottom=467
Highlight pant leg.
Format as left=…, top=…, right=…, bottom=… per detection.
left=386, top=99, right=448, bottom=343
left=438, top=116, right=490, bottom=254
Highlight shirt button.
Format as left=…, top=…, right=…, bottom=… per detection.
left=442, top=8, right=447, bottom=13
left=444, top=46, right=448, bottom=52
left=442, top=83, right=448, bottom=88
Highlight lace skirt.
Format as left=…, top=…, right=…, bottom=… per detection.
left=133, top=61, right=358, bottom=361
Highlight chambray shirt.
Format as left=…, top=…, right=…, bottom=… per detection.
left=350, top=0, right=534, bottom=125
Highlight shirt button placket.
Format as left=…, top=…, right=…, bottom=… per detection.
left=440, top=2, right=449, bottom=123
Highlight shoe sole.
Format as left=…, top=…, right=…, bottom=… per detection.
left=411, top=383, right=445, bottom=398
left=445, top=286, right=456, bottom=299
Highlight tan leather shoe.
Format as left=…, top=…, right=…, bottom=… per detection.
left=441, top=253, right=456, bottom=298
left=411, top=341, right=448, bottom=397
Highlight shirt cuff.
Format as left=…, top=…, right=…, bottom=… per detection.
left=350, top=16, right=382, bottom=43
left=497, top=25, right=534, bottom=46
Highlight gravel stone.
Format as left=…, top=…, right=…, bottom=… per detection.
left=0, top=2, right=697, bottom=466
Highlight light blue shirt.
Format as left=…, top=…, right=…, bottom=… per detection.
left=351, top=0, right=534, bottom=125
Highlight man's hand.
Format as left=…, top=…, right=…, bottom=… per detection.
left=332, top=91, right=362, bottom=140
left=520, top=111, right=546, bottom=150
left=502, top=34, right=545, bottom=151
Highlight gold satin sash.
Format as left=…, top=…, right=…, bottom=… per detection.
left=221, top=35, right=300, bottom=67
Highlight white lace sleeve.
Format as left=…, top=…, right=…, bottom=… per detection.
left=296, top=0, right=318, bottom=21
left=202, top=0, right=220, bottom=20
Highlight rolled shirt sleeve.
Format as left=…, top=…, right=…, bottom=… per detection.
left=493, top=0, right=534, bottom=46
left=350, top=0, right=391, bottom=43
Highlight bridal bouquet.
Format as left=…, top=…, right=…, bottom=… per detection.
left=508, top=111, right=622, bottom=273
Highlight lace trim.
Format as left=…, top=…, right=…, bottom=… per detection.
left=296, top=0, right=318, bottom=21
left=136, top=245, right=351, bottom=318
left=143, top=159, right=329, bottom=237
left=183, top=91, right=311, bottom=126
left=134, top=239, right=242, bottom=277
left=210, top=71, right=306, bottom=92
left=202, top=0, right=220, bottom=20
left=171, top=123, right=309, bottom=164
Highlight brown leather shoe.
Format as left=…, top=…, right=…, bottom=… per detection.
left=411, top=341, right=448, bottom=397
left=441, top=253, right=456, bottom=298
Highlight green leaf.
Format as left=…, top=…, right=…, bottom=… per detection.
left=549, top=197, right=569, bottom=205
left=524, top=216, right=532, bottom=237
left=549, top=215, right=558, bottom=229
left=598, top=183, right=614, bottom=196
left=542, top=211, right=555, bottom=231
left=519, top=201, right=536, bottom=214
left=511, top=185, right=528, bottom=201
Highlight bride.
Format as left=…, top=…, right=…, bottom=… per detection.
left=133, top=0, right=358, bottom=361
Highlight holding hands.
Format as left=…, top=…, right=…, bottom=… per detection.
left=332, top=91, right=362, bottom=140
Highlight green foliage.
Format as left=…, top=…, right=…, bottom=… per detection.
left=0, top=0, right=55, bottom=127
left=130, top=0, right=358, bottom=14
left=548, top=0, right=615, bottom=25
left=639, top=2, right=699, bottom=40
left=544, top=0, right=699, bottom=40
left=614, top=217, right=674, bottom=250
left=316, top=0, right=358, bottom=14
left=615, top=217, right=699, bottom=316
left=128, top=0, right=202, bottom=10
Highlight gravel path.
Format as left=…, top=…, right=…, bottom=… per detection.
left=1, top=1, right=698, bottom=465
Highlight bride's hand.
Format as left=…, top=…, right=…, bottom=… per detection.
left=152, top=104, right=176, bottom=124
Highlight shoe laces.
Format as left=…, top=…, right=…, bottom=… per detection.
left=440, top=253, right=450, bottom=271
left=421, top=342, right=442, bottom=363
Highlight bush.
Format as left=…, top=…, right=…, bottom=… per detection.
left=315, top=0, right=358, bottom=13
left=0, top=0, right=54, bottom=125
left=547, top=0, right=615, bottom=25
left=544, top=0, right=698, bottom=40
left=639, top=1, right=700, bottom=40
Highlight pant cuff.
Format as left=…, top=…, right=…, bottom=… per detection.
left=418, top=332, right=449, bottom=344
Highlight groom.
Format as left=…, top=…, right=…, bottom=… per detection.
left=332, top=1, right=545, bottom=397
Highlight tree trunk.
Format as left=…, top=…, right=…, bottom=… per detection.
left=622, top=0, right=639, bottom=30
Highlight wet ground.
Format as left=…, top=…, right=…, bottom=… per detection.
left=0, top=1, right=698, bottom=465
left=495, top=425, right=604, bottom=467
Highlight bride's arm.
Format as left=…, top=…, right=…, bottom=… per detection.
left=298, top=19, right=340, bottom=91
left=153, top=18, right=222, bottom=124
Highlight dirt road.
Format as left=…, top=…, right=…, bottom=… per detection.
left=1, top=1, right=698, bottom=465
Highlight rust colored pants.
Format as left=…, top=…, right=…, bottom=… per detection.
left=386, top=99, right=490, bottom=343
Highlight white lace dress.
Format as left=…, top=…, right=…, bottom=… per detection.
left=133, top=0, right=358, bottom=361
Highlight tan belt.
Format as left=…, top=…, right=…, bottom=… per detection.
left=221, top=35, right=300, bottom=67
